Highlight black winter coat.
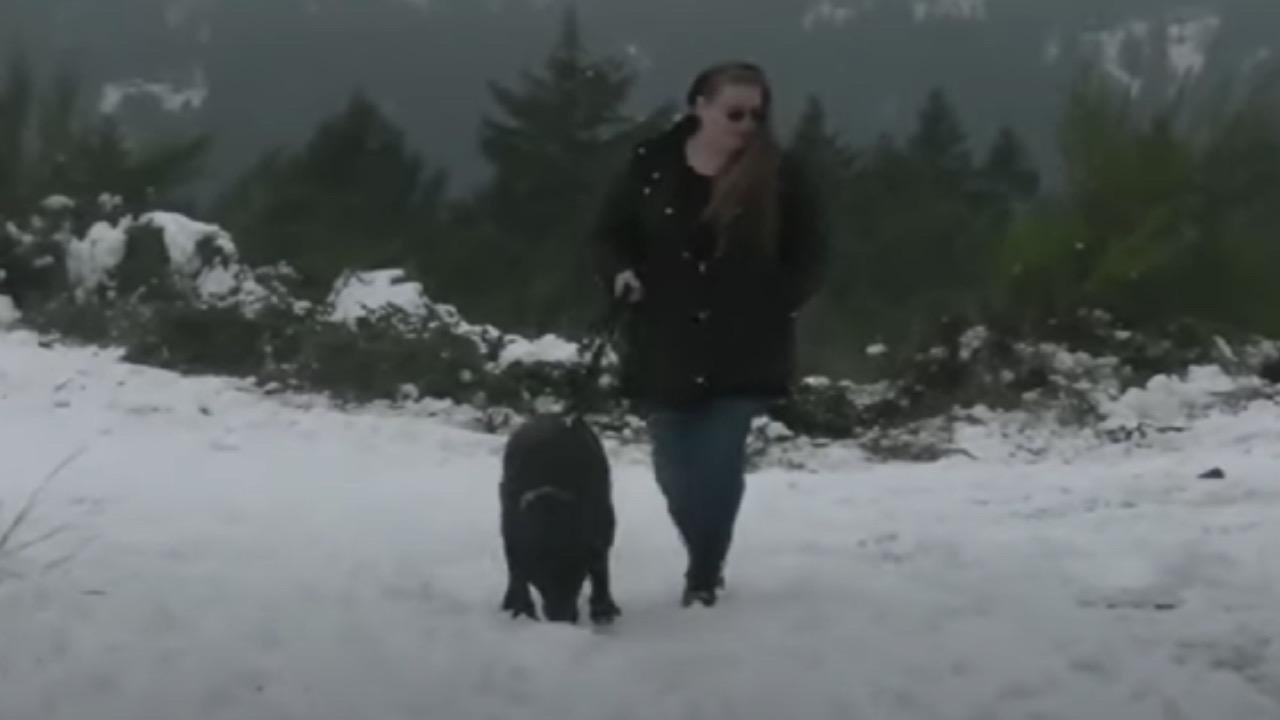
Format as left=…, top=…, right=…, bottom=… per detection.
left=591, top=117, right=827, bottom=409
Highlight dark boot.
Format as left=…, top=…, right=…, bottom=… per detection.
left=680, top=558, right=719, bottom=607
left=681, top=581, right=718, bottom=608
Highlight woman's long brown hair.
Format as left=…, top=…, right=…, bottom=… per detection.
left=686, top=62, right=783, bottom=257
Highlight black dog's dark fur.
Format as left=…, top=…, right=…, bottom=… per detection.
left=499, top=412, right=620, bottom=624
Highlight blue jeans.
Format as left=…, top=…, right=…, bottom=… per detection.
left=646, top=398, right=764, bottom=586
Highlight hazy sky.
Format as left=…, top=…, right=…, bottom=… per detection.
left=4, top=0, right=1276, bottom=194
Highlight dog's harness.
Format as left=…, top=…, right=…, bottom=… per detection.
left=518, top=485, right=575, bottom=510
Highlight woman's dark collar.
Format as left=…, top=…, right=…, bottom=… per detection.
left=637, top=114, right=698, bottom=161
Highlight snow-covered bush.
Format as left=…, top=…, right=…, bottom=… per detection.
left=64, top=210, right=245, bottom=303
left=1, top=208, right=616, bottom=422
left=0, top=195, right=79, bottom=311
left=5, top=203, right=1280, bottom=459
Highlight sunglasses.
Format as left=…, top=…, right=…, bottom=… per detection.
left=725, top=107, right=765, bottom=124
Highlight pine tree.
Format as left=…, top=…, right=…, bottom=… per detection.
left=845, top=132, right=909, bottom=304
left=788, top=94, right=855, bottom=192
left=478, top=5, right=665, bottom=235
left=216, top=91, right=448, bottom=298
left=787, top=94, right=856, bottom=291
left=473, top=4, right=670, bottom=332
left=970, top=125, right=1041, bottom=319
left=995, top=70, right=1205, bottom=330
left=1195, top=83, right=1280, bottom=333
left=785, top=94, right=863, bottom=375
left=0, top=52, right=35, bottom=219
left=981, top=126, right=1039, bottom=205
left=0, top=52, right=210, bottom=229
left=858, top=88, right=986, bottom=338
left=908, top=86, right=971, bottom=179
left=0, top=52, right=211, bottom=310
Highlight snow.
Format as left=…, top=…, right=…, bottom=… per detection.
left=327, top=269, right=431, bottom=324
left=99, top=70, right=209, bottom=114
left=1167, top=11, right=1222, bottom=82
left=0, top=295, right=19, bottom=326
left=191, top=262, right=277, bottom=312
left=1102, top=365, right=1243, bottom=425
left=322, top=268, right=591, bottom=369
left=138, top=211, right=238, bottom=277
left=912, top=0, right=987, bottom=22
left=1079, top=9, right=1224, bottom=97
left=59, top=211, right=239, bottom=300
left=2, top=328, right=1279, bottom=719
left=64, top=220, right=130, bottom=296
left=40, top=195, right=76, bottom=212
left=17, top=209, right=603, bottom=378
left=496, top=333, right=581, bottom=368
left=801, top=1, right=864, bottom=31
left=1082, top=20, right=1151, bottom=98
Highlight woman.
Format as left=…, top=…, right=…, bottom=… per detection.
left=590, top=61, right=826, bottom=607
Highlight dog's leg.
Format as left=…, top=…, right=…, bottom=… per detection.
left=501, top=556, right=536, bottom=620
left=587, top=543, right=621, bottom=624
left=585, top=480, right=621, bottom=625
left=500, top=489, right=537, bottom=620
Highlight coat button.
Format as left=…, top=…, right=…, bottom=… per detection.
left=664, top=206, right=674, bottom=215
left=694, top=310, right=709, bottom=323
left=697, top=263, right=707, bottom=274
left=694, top=375, right=706, bottom=385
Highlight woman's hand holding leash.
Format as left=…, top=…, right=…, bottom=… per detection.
left=613, top=270, right=643, bottom=303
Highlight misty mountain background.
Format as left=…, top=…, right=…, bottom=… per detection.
left=3, top=0, right=1278, bottom=200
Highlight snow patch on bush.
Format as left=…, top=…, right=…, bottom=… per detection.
left=327, top=269, right=430, bottom=324
left=65, top=220, right=129, bottom=296
left=496, top=334, right=581, bottom=369
left=324, top=267, right=591, bottom=371
left=0, top=295, right=19, bottom=327
left=141, top=211, right=237, bottom=276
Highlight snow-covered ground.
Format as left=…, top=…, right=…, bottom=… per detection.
left=1, top=328, right=1279, bottom=720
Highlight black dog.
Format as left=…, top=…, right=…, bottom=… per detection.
left=499, top=412, right=621, bottom=624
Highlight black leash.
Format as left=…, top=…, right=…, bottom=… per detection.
left=564, top=300, right=627, bottom=418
